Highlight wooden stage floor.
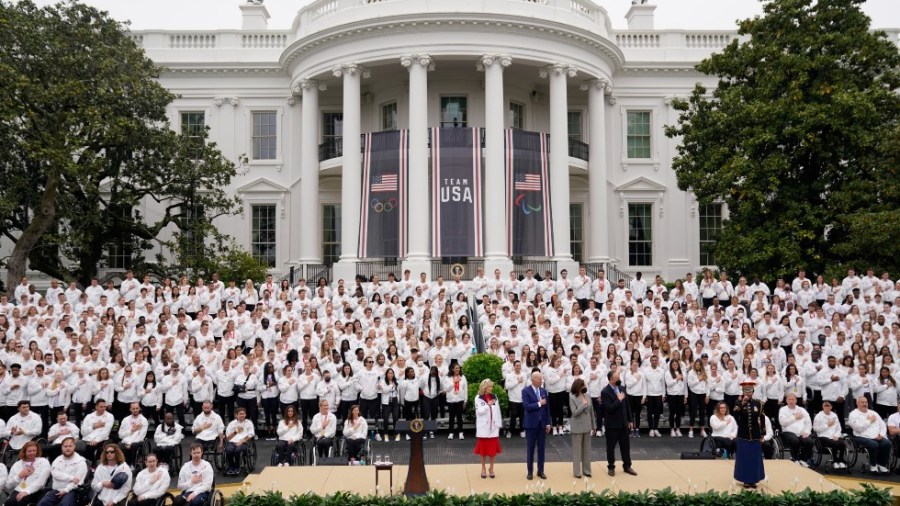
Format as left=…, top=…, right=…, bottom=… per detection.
left=236, top=460, right=843, bottom=497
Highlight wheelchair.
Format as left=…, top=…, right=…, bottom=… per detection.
left=125, top=491, right=175, bottom=506
left=698, top=435, right=735, bottom=459
left=310, top=436, right=337, bottom=466
left=1, top=437, right=48, bottom=468
left=338, top=436, right=371, bottom=463
left=842, top=435, right=882, bottom=472
left=199, top=438, right=225, bottom=472
left=220, top=438, right=257, bottom=476
left=809, top=433, right=853, bottom=472
left=270, top=439, right=307, bottom=466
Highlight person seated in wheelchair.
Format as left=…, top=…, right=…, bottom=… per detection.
left=848, top=396, right=892, bottom=474
left=174, top=444, right=213, bottom=506
left=342, top=405, right=368, bottom=463
left=761, top=416, right=777, bottom=459
left=6, top=401, right=43, bottom=454
left=274, top=406, right=302, bottom=466
left=130, top=453, right=171, bottom=506
left=708, top=401, right=736, bottom=457
left=4, top=441, right=51, bottom=506
left=778, top=393, right=815, bottom=467
left=309, top=400, right=337, bottom=459
left=44, top=412, right=81, bottom=463
left=118, top=404, right=149, bottom=467
left=190, top=403, right=223, bottom=456
left=36, top=438, right=87, bottom=506
left=813, top=400, right=847, bottom=468
left=152, top=413, right=184, bottom=469
left=223, top=408, right=254, bottom=476
left=886, top=399, right=900, bottom=450
left=81, top=401, right=114, bottom=464
left=90, top=444, right=132, bottom=506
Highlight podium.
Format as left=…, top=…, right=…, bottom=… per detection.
left=395, top=419, right=436, bottom=496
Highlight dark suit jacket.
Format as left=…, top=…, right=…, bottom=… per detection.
left=522, top=385, right=551, bottom=429
left=601, top=383, right=632, bottom=429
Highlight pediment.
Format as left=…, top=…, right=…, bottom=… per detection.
left=615, top=176, right=667, bottom=192
left=235, top=177, right=289, bottom=194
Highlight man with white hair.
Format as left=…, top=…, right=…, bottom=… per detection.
left=848, top=396, right=892, bottom=474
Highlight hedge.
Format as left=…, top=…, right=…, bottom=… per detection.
left=229, top=485, right=890, bottom=506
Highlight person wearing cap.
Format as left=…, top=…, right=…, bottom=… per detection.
left=733, top=381, right=765, bottom=488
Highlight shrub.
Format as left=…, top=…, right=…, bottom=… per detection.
left=229, top=484, right=891, bottom=506
left=461, top=353, right=508, bottom=420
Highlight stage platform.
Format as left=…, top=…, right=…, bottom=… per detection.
left=235, top=460, right=844, bottom=498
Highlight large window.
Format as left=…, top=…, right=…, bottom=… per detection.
left=509, top=102, right=525, bottom=130
left=251, top=111, right=277, bottom=160
left=251, top=204, right=277, bottom=268
left=699, top=203, right=723, bottom=266
left=180, top=111, right=205, bottom=157
left=568, top=111, right=583, bottom=142
left=382, top=102, right=398, bottom=131
left=628, top=203, right=653, bottom=266
left=107, top=205, right=133, bottom=269
left=570, top=203, right=584, bottom=263
left=626, top=111, right=652, bottom=159
left=180, top=203, right=206, bottom=259
left=323, top=204, right=341, bottom=266
left=440, top=96, right=467, bottom=128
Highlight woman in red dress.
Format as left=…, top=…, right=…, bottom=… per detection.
left=473, top=379, right=503, bottom=478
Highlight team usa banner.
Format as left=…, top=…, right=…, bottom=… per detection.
left=358, top=130, right=408, bottom=258
left=431, top=127, right=484, bottom=257
left=505, top=129, right=554, bottom=257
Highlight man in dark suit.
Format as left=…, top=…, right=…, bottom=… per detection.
left=522, top=370, right=552, bottom=480
left=601, top=370, right=638, bottom=476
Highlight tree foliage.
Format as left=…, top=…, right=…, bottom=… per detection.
left=0, top=0, right=242, bottom=288
left=665, top=0, right=900, bottom=280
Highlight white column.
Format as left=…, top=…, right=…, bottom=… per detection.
left=334, top=63, right=367, bottom=265
left=479, top=55, right=514, bottom=274
left=543, top=63, right=577, bottom=266
left=583, top=78, right=611, bottom=263
left=401, top=55, right=432, bottom=275
left=297, top=79, right=324, bottom=265
left=287, top=93, right=303, bottom=266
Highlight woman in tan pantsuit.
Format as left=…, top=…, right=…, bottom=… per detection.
left=569, top=378, right=596, bottom=478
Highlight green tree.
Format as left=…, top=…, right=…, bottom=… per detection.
left=0, top=0, right=241, bottom=288
left=665, top=0, right=900, bottom=279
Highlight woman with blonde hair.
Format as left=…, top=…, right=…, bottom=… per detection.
left=473, top=379, right=502, bottom=479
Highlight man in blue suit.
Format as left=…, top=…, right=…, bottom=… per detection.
left=522, top=370, right=552, bottom=480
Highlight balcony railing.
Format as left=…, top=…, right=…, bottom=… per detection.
left=318, top=131, right=589, bottom=162
left=568, top=138, right=589, bottom=161
left=511, top=257, right=557, bottom=281
left=430, top=258, right=485, bottom=281
left=356, top=259, right=400, bottom=282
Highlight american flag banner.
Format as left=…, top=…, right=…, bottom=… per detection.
left=359, top=130, right=408, bottom=258
left=514, top=173, right=541, bottom=191
left=371, top=174, right=398, bottom=193
left=505, top=128, right=553, bottom=257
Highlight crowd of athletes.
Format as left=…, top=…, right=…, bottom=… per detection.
left=0, top=265, right=898, bottom=505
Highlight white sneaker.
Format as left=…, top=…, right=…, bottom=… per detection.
left=429, top=432, right=435, bottom=439
left=671, top=429, right=676, bottom=437
left=700, top=429, right=707, bottom=438
left=677, top=429, right=683, bottom=437
left=506, top=432, right=511, bottom=439
left=395, top=434, right=400, bottom=441
left=406, top=434, right=411, bottom=441
left=836, top=462, right=846, bottom=469
left=459, top=432, right=464, bottom=440
left=375, top=433, right=382, bottom=441
left=878, top=465, right=889, bottom=473
left=448, top=433, right=454, bottom=440
left=688, top=430, right=694, bottom=438
left=798, top=460, right=809, bottom=468
left=870, top=465, right=879, bottom=473
left=520, top=431, right=526, bottom=438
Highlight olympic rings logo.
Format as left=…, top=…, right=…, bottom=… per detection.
left=370, top=198, right=398, bottom=213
